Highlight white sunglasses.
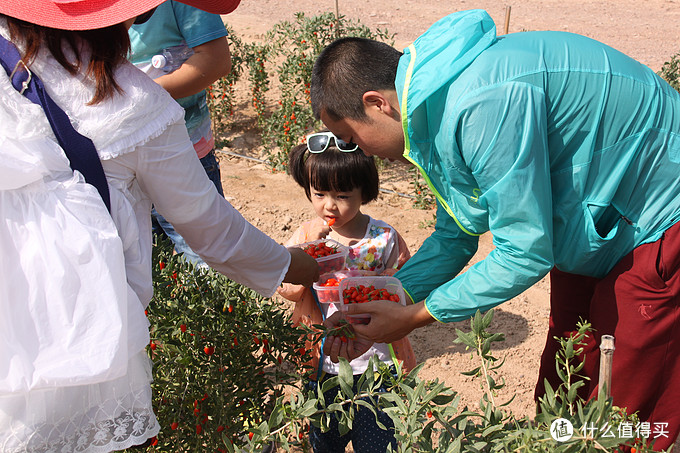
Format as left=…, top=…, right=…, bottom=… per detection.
left=306, top=132, right=358, bottom=153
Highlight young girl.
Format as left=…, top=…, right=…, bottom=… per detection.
left=279, top=131, right=416, bottom=453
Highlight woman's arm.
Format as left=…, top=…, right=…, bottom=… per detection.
left=133, top=123, right=317, bottom=295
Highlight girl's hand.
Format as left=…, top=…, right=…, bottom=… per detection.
left=322, top=312, right=374, bottom=363
left=306, top=217, right=332, bottom=241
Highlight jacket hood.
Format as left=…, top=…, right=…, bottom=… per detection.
left=396, top=9, right=497, bottom=123
left=394, top=10, right=497, bottom=235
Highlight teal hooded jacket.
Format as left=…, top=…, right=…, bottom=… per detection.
left=393, top=9, right=680, bottom=323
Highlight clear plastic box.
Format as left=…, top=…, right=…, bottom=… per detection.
left=297, top=238, right=349, bottom=274
left=338, top=275, right=406, bottom=323
left=312, top=270, right=371, bottom=304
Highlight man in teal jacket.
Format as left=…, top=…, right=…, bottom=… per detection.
left=312, top=9, right=680, bottom=449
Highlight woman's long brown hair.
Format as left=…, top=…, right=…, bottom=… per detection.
left=4, top=15, right=131, bottom=104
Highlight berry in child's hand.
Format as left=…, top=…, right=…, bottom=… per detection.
left=327, top=218, right=336, bottom=226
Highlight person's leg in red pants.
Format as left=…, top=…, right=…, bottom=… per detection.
left=536, top=222, right=680, bottom=451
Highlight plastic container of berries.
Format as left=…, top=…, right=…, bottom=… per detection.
left=338, top=275, right=406, bottom=323
left=297, top=238, right=349, bottom=274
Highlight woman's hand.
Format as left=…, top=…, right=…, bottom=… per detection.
left=283, top=247, right=320, bottom=287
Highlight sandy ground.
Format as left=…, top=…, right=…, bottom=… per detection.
left=213, top=0, right=680, bottom=428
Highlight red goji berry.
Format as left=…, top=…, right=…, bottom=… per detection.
left=171, top=422, right=179, bottom=430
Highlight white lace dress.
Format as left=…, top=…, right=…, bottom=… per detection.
left=0, top=21, right=290, bottom=452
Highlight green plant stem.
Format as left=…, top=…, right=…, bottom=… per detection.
left=430, top=412, right=459, bottom=440
left=566, top=363, right=575, bottom=416
left=477, top=335, right=497, bottom=411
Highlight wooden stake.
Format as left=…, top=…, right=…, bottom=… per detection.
left=335, top=0, right=340, bottom=39
left=598, top=335, right=615, bottom=398
left=504, top=6, right=512, bottom=35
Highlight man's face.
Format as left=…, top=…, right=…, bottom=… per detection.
left=320, top=109, right=407, bottom=163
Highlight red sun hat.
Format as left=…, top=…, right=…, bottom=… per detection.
left=0, top=0, right=241, bottom=31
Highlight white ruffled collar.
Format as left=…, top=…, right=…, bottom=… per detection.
left=0, top=20, right=184, bottom=161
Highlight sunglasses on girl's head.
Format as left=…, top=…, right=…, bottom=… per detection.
left=306, top=132, right=358, bottom=153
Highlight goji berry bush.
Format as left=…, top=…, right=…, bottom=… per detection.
left=659, top=53, right=680, bottom=93
left=207, top=12, right=393, bottom=172
left=133, top=238, right=311, bottom=452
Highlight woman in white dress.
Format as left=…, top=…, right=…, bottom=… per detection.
left=0, top=0, right=319, bottom=451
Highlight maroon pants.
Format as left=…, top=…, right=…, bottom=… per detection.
left=536, top=222, right=680, bottom=451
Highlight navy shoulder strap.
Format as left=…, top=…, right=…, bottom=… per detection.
left=0, top=35, right=111, bottom=212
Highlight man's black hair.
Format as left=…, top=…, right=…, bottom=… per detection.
left=311, top=37, right=402, bottom=122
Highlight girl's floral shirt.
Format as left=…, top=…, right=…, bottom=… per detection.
left=346, top=218, right=409, bottom=272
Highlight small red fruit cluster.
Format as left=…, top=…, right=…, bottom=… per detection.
left=315, top=275, right=348, bottom=303
left=302, top=242, right=339, bottom=259
left=318, top=277, right=340, bottom=287
left=343, top=285, right=400, bottom=304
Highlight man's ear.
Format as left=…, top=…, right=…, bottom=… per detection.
left=362, top=90, right=400, bottom=118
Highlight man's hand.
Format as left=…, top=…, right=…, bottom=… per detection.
left=344, top=300, right=435, bottom=344
left=283, top=247, right=320, bottom=287
left=321, top=312, right=375, bottom=363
